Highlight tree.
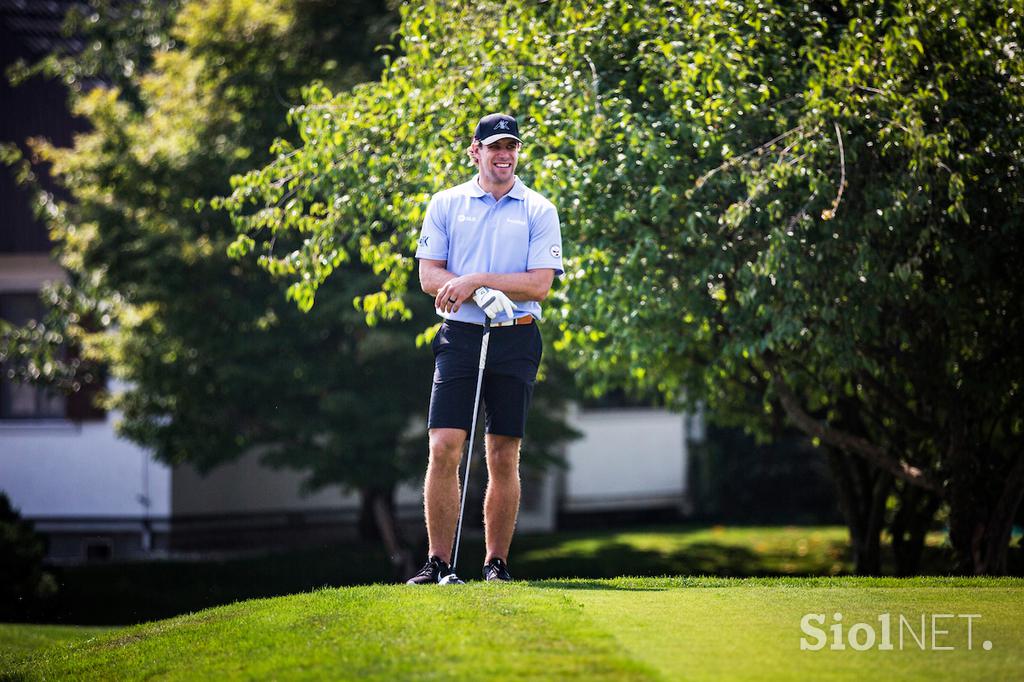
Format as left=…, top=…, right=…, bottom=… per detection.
left=2, top=0, right=443, bottom=573
left=224, top=0, right=1024, bottom=574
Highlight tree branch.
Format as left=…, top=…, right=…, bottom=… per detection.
left=767, top=361, right=943, bottom=495
left=855, top=368, right=937, bottom=435
left=694, top=125, right=806, bottom=190
left=820, top=121, right=846, bottom=220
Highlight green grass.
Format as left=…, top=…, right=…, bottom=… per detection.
left=0, top=623, right=113, bottom=670
left=5, top=578, right=1023, bottom=681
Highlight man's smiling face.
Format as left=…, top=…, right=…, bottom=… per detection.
left=477, top=139, right=520, bottom=187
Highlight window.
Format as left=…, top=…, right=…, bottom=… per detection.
left=0, top=292, right=66, bottom=419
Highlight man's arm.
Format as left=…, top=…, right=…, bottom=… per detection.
left=419, top=259, right=455, bottom=297
left=419, top=259, right=555, bottom=314
left=467, top=270, right=555, bottom=301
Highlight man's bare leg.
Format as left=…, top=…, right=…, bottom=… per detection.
left=483, top=434, right=521, bottom=563
left=424, top=428, right=467, bottom=563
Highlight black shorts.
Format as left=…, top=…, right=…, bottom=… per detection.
left=427, top=320, right=542, bottom=438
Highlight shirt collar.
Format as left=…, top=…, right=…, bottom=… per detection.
left=470, top=175, right=526, bottom=201
left=508, top=177, right=526, bottom=200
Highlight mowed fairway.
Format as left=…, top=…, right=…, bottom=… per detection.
left=4, top=578, right=1022, bottom=681
left=568, top=578, right=1023, bottom=681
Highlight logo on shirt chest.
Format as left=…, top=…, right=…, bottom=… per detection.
left=457, top=214, right=479, bottom=223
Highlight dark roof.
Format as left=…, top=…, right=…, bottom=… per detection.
left=1, top=0, right=87, bottom=254
left=0, top=0, right=86, bottom=57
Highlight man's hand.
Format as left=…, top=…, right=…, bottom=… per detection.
left=473, top=286, right=515, bottom=320
left=435, top=274, right=482, bottom=314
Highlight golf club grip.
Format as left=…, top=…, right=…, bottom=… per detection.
left=478, top=333, right=490, bottom=369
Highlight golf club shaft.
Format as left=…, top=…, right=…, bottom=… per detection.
left=450, top=318, right=491, bottom=572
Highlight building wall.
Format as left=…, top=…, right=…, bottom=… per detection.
left=170, top=448, right=428, bottom=516
left=0, top=414, right=171, bottom=520
left=561, top=406, right=689, bottom=512
left=166, top=451, right=425, bottom=552
left=0, top=253, right=67, bottom=292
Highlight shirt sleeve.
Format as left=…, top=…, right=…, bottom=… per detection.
left=415, top=194, right=450, bottom=261
left=526, top=204, right=564, bottom=276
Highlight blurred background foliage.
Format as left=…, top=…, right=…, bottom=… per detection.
left=222, top=0, right=1024, bottom=575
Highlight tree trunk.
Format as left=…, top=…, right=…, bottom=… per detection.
left=948, top=506, right=1017, bottom=575
left=826, top=448, right=890, bottom=575
left=890, top=483, right=941, bottom=576
left=947, top=443, right=1024, bottom=575
left=358, top=486, right=414, bottom=580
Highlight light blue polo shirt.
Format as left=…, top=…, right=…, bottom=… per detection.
left=415, top=175, right=563, bottom=325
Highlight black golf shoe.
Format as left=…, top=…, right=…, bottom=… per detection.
left=406, top=555, right=453, bottom=584
left=483, top=557, right=513, bottom=582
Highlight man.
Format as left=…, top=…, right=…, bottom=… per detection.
left=407, top=113, right=563, bottom=584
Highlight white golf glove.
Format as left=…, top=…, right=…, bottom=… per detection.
left=473, top=286, right=515, bottom=320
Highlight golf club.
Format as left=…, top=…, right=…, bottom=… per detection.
left=438, top=317, right=491, bottom=585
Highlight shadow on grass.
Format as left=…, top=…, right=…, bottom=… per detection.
left=23, top=526, right=995, bottom=626
left=526, top=580, right=665, bottom=592
left=513, top=540, right=847, bottom=580
left=30, top=535, right=788, bottom=624
left=28, top=541, right=396, bottom=626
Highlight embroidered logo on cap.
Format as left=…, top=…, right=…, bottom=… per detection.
left=495, top=120, right=511, bottom=130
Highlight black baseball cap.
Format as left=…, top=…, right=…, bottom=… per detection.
left=474, top=113, right=522, bottom=145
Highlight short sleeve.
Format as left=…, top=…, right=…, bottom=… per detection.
left=415, top=194, right=450, bottom=261
left=526, top=204, right=564, bottom=276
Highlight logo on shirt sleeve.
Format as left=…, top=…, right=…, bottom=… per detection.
left=418, top=236, right=430, bottom=247
left=550, top=244, right=561, bottom=259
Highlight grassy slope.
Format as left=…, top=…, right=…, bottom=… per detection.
left=3, top=585, right=652, bottom=681
left=5, top=578, right=1023, bottom=681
